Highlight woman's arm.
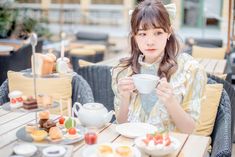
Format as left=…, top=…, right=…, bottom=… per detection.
left=114, top=77, right=135, bottom=123
left=157, top=60, right=207, bottom=133
left=156, top=78, right=195, bottom=133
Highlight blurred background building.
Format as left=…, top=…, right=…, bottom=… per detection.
left=2, top=0, right=232, bottom=42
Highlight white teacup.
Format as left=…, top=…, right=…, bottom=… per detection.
left=132, top=74, right=160, bottom=94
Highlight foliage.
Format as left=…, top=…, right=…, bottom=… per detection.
left=0, top=2, right=18, bottom=38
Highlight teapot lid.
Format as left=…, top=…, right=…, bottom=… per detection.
left=83, top=103, right=104, bottom=110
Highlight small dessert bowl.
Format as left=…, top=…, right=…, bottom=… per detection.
left=30, top=130, right=48, bottom=142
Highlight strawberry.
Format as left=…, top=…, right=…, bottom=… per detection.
left=146, top=134, right=153, bottom=140
left=153, top=138, right=163, bottom=145
left=154, top=133, right=163, bottom=141
left=11, top=98, right=16, bottom=104
left=16, top=97, right=23, bottom=102
left=68, top=128, right=77, bottom=135
left=164, top=136, right=171, bottom=146
left=142, top=139, right=150, bottom=145
left=59, top=116, right=65, bottom=124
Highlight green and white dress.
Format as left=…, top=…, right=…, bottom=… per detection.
left=111, top=53, right=207, bottom=132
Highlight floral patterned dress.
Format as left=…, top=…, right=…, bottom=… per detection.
left=111, top=53, right=207, bottom=132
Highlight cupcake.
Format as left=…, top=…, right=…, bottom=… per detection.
left=115, top=146, right=133, bottom=157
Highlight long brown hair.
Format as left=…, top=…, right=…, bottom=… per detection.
left=116, top=0, right=180, bottom=81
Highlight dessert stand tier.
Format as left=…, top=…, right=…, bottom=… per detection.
left=16, top=124, right=86, bottom=145
left=2, top=101, right=60, bottom=112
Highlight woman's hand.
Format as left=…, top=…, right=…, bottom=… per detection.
left=117, top=77, right=135, bottom=99
left=156, top=77, right=176, bottom=106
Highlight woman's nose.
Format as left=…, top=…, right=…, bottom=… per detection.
left=146, top=35, right=155, bottom=46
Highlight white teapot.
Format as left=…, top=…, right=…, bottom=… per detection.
left=72, top=102, right=114, bottom=128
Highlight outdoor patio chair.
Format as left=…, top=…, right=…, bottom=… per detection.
left=76, top=65, right=114, bottom=117
left=76, top=64, right=233, bottom=156
left=185, top=38, right=223, bottom=48
left=75, top=31, right=109, bottom=47
left=0, top=70, right=94, bottom=111
left=192, top=45, right=226, bottom=59
left=207, top=77, right=232, bottom=157
left=208, top=74, right=235, bottom=143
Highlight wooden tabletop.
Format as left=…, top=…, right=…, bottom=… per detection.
left=0, top=109, right=210, bottom=157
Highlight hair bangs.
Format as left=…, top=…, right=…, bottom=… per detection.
left=134, top=6, right=170, bottom=34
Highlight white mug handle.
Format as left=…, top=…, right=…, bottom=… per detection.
left=72, top=102, right=82, bottom=117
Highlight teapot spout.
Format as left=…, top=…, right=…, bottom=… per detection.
left=104, top=110, right=114, bottom=124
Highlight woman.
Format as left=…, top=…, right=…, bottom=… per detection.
left=111, top=0, right=207, bottom=134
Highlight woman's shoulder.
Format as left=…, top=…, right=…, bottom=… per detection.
left=177, top=52, right=202, bottom=70
left=111, top=62, right=133, bottom=79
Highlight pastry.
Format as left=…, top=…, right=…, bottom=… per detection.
left=49, top=127, right=63, bottom=140
left=39, top=119, right=48, bottom=128
left=38, top=110, right=50, bottom=120
left=23, top=97, right=37, bottom=110
left=37, top=94, right=52, bottom=108
left=25, top=123, right=37, bottom=133
left=97, top=144, right=113, bottom=157
left=42, top=119, right=56, bottom=132
left=31, top=53, right=55, bottom=76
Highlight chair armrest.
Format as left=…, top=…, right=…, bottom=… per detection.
left=0, top=80, right=9, bottom=105
left=210, top=89, right=232, bottom=157
left=71, top=73, right=94, bottom=105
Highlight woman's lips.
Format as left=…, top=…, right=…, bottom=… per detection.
left=146, top=49, right=156, bottom=52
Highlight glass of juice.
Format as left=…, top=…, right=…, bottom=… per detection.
left=84, top=128, right=97, bottom=145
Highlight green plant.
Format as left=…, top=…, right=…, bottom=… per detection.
left=22, top=17, right=37, bottom=33
left=0, top=2, right=17, bottom=38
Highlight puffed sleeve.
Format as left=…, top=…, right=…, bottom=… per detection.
left=111, top=64, right=133, bottom=115
left=111, top=66, right=122, bottom=114
left=180, top=56, right=207, bottom=122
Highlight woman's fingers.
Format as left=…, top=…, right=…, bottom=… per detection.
left=118, top=77, right=135, bottom=92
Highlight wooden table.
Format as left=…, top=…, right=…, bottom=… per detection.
left=196, top=58, right=227, bottom=75
left=0, top=45, right=14, bottom=56
left=0, top=109, right=210, bottom=157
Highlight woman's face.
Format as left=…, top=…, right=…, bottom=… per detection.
left=135, top=26, right=170, bottom=63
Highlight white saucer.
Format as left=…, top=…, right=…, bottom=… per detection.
left=42, top=145, right=66, bottom=157
left=116, top=122, right=157, bottom=138
left=13, top=143, right=37, bottom=157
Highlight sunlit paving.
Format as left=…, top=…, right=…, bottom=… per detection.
left=0, top=0, right=235, bottom=157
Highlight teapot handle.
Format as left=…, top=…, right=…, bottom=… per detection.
left=72, top=102, right=82, bottom=117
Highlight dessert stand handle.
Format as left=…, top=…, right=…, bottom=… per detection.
left=30, top=32, right=38, bottom=128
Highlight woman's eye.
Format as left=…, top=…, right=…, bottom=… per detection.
left=155, top=31, right=163, bottom=35
left=137, top=32, right=146, bottom=36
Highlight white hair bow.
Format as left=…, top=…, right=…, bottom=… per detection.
left=164, top=3, right=176, bottom=24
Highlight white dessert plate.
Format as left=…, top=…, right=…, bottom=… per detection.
left=116, top=123, right=157, bottom=138
left=13, top=143, right=37, bottom=157
left=42, top=145, right=66, bottom=157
